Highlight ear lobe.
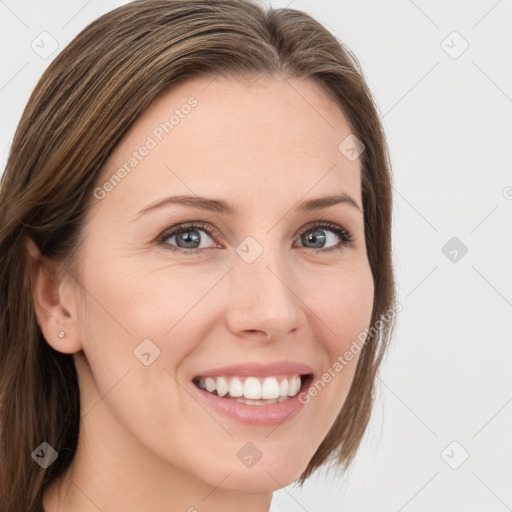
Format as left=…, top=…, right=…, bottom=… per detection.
left=24, top=236, right=83, bottom=354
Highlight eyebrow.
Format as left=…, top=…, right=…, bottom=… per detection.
left=134, top=192, right=363, bottom=220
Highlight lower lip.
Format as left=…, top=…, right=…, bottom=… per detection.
left=191, top=375, right=313, bottom=427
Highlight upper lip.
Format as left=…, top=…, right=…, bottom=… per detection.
left=193, top=361, right=314, bottom=379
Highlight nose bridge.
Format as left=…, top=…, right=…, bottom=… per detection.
left=226, top=238, right=304, bottom=338
left=243, top=248, right=289, bottom=304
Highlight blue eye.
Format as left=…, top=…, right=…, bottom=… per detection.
left=157, top=222, right=217, bottom=254
left=157, top=221, right=354, bottom=255
left=296, top=222, right=353, bottom=253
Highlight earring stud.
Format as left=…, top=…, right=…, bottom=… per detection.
left=58, top=331, right=65, bottom=338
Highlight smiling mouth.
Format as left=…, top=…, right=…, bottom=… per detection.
left=192, top=373, right=313, bottom=405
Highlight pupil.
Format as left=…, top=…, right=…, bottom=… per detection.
left=177, top=230, right=200, bottom=248
left=304, top=229, right=326, bottom=248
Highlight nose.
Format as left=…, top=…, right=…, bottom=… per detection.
left=224, top=247, right=306, bottom=342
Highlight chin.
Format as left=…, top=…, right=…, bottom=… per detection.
left=204, top=450, right=311, bottom=492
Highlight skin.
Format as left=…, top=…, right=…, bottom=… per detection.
left=27, top=74, right=374, bottom=512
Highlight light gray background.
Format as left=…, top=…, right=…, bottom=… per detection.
left=1, top=1, right=511, bottom=511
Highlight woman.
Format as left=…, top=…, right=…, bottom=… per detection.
left=0, top=1, right=397, bottom=510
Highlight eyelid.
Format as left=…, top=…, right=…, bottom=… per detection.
left=298, top=220, right=352, bottom=241
left=155, top=221, right=221, bottom=246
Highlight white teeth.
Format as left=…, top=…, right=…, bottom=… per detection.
left=279, top=378, right=288, bottom=397
left=243, top=377, right=262, bottom=399
left=288, top=375, right=301, bottom=396
left=216, top=377, right=229, bottom=397
left=196, top=374, right=305, bottom=401
left=205, top=377, right=216, bottom=393
left=261, top=377, right=280, bottom=399
left=229, top=377, right=244, bottom=397
left=234, top=396, right=289, bottom=405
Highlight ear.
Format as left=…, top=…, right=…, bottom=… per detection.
left=24, top=236, right=83, bottom=354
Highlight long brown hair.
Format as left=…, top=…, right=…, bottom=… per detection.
left=0, top=0, right=396, bottom=509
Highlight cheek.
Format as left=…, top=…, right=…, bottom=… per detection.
left=307, top=260, right=374, bottom=350
left=300, top=261, right=373, bottom=420
left=79, top=249, right=202, bottom=337
left=76, top=254, right=222, bottom=389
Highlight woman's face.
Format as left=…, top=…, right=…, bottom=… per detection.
left=70, top=75, right=374, bottom=491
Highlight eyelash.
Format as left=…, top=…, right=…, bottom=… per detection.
left=156, top=221, right=354, bottom=256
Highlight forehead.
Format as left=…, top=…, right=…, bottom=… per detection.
left=95, top=75, right=362, bottom=217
